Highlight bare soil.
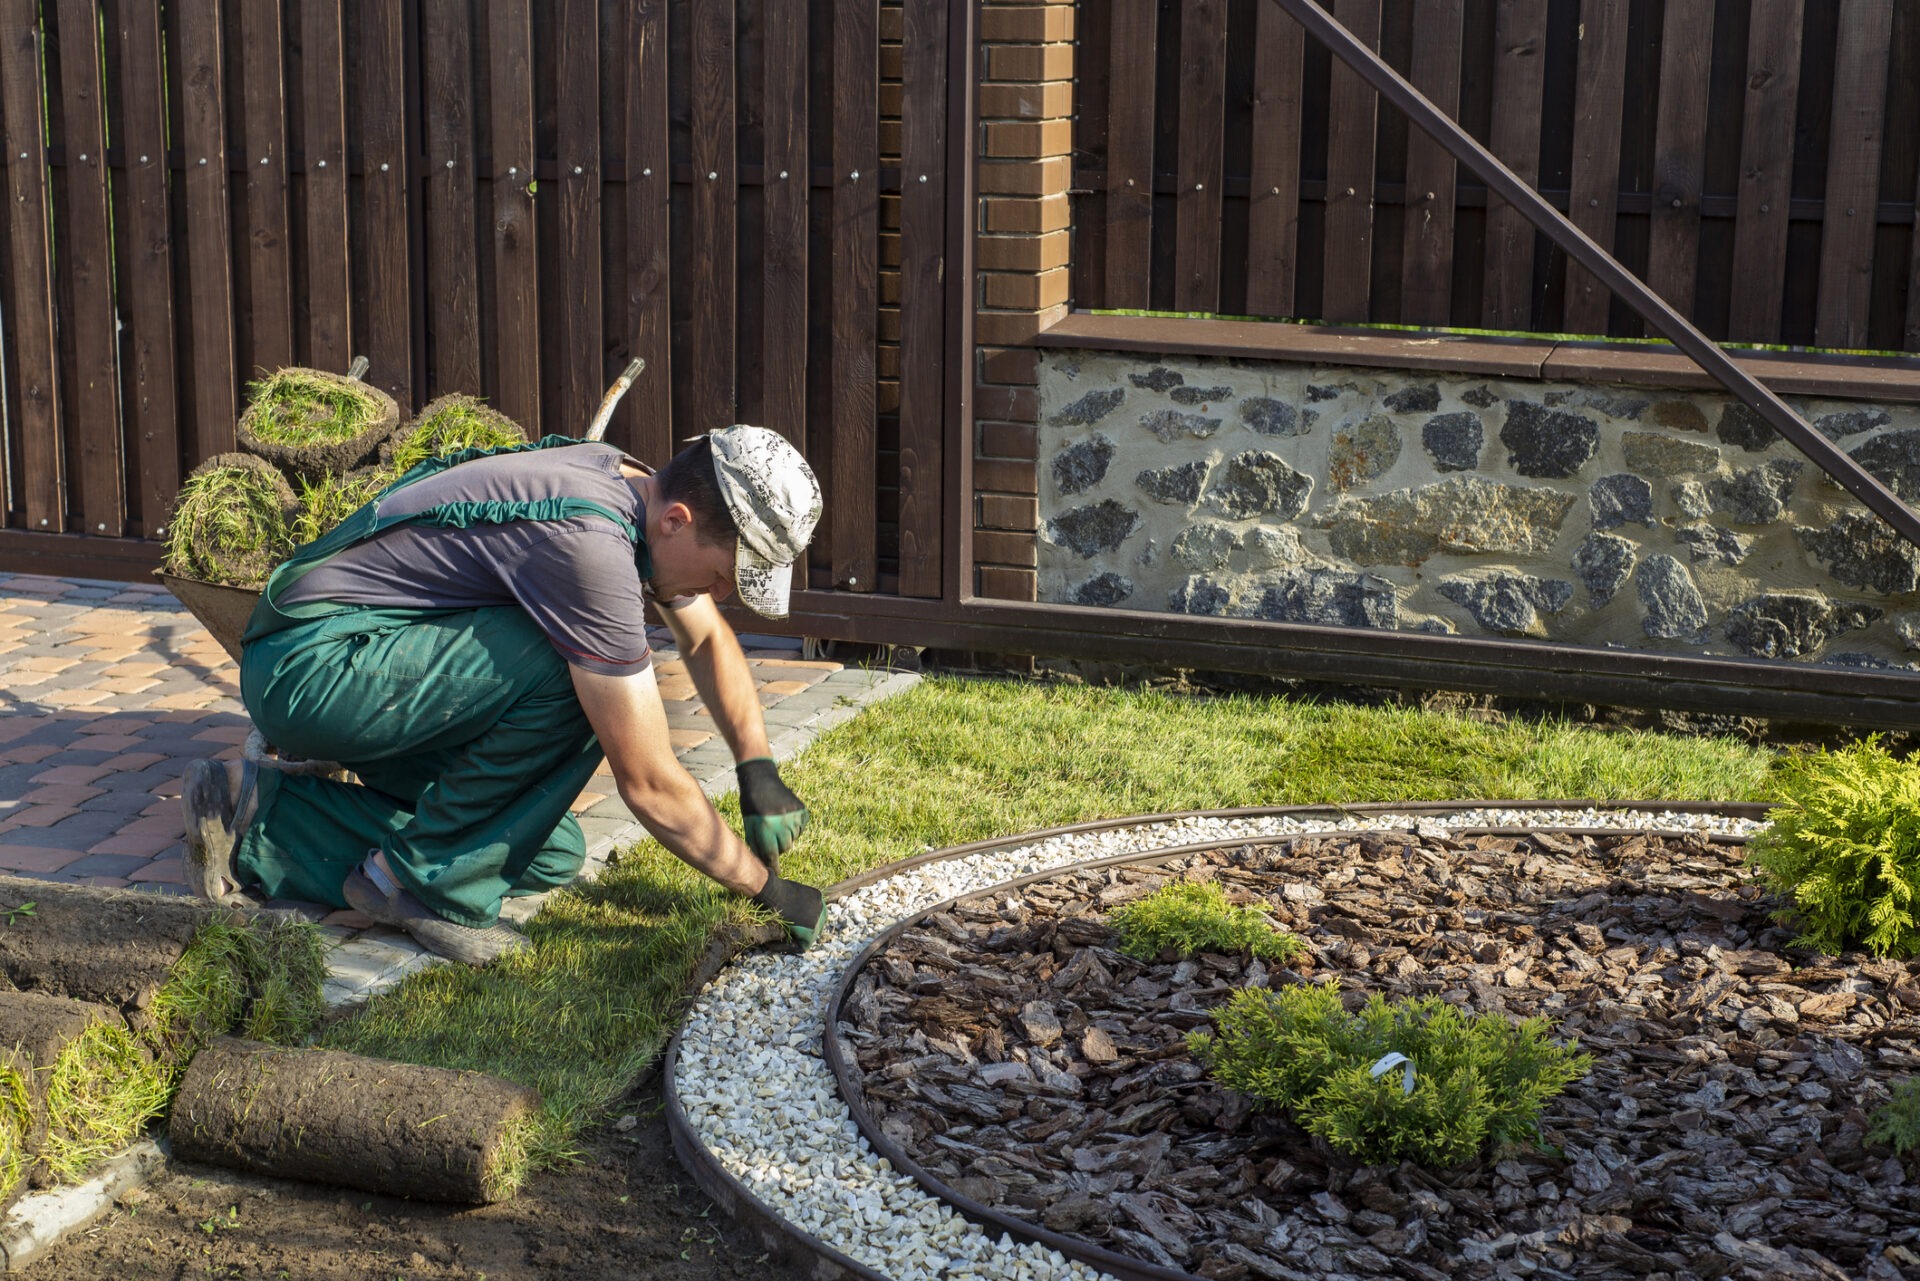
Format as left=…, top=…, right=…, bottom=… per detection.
left=839, top=832, right=1920, bottom=1281
left=29, top=1084, right=806, bottom=1281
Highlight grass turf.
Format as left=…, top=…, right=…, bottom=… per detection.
left=387, top=395, right=526, bottom=474
left=290, top=469, right=395, bottom=546
left=160, top=455, right=296, bottom=587
left=40, top=1020, right=169, bottom=1184
left=242, top=369, right=389, bottom=448
left=319, top=676, right=1776, bottom=1176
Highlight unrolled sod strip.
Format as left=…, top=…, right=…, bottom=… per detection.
left=169, top=1038, right=542, bottom=1204
left=0, top=990, right=167, bottom=1191
left=673, top=807, right=1767, bottom=1281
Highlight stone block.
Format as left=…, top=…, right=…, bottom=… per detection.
left=1048, top=387, right=1124, bottom=428
left=1241, top=397, right=1310, bottom=437
left=1172, top=522, right=1239, bottom=571
left=1501, top=402, right=1599, bottom=478
left=1207, top=452, right=1312, bottom=520
left=1711, top=459, right=1802, bottom=524
left=1046, top=500, right=1140, bottom=558
left=1849, top=428, right=1920, bottom=501
left=1169, top=576, right=1231, bottom=616
left=1723, top=592, right=1880, bottom=659
left=1422, top=413, right=1482, bottom=472
left=1140, top=409, right=1221, bottom=441
left=1245, top=570, right=1398, bottom=629
left=1716, top=403, right=1776, bottom=452
left=1320, top=478, right=1576, bottom=567
left=1798, top=513, right=1920, bottom=595
left=1169, top=385, right=1233, bottom=407
left=1622, top=431, right=1721, bottom=476
left=1674, top=522, right=1751, bottom=565
left=1135, top=461, right=1209, bottom=507
left=1589, top=474, right=1654, bottom=529
left=1129, top=367, right=1183, bottom=392
left=1438, top=572, right=1572, bottom=636
left=1572, top=532, right=1637, bottom=607
left=1383, top=383, right=1439, bottom=414
left=1050, top=435, right=1114, bottom=496
left=1329, top=417, right=1402, bottom=491
left=1073, top=572, right=1133, bottom=606
left=1637, top=555, right=1707, bottom=640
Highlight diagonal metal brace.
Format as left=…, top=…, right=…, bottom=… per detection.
left=1266, top=0, right=1920, bottom=553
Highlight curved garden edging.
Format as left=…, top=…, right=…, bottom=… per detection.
left=664, top=802, right=1771, bottom=1281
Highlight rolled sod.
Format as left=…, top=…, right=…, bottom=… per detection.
left=159, top=452, right=296, bottom=588
left=0, top=991, right=166, bottom=1189
left=289, top=465, right=397, bottom=546
left=170, top=1039, right=542, bottom=1204
left=237, top=367, right=400, bottom=482
left=382, top=393, right=527, bottom=473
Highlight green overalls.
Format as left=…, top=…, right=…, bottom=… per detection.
left=235, top=436, right=652, bottom=928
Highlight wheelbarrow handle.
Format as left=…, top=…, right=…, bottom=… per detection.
left=585, top=358, right=646, bottom=443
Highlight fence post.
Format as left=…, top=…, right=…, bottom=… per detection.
left=973, top=0, right=1073, bottom=603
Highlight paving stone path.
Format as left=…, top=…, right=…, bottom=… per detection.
left=0, top=572, right=919, bottom=1003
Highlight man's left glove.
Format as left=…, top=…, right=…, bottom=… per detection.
left=737, top=757, right=809, bottom=869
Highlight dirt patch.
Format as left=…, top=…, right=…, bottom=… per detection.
left=838, top=832, right=1920, bottom=1280
left=31, top=1085, right=806, bottom=1281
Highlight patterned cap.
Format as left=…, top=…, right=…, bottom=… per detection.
left=707, top=425, right=822, bottom=618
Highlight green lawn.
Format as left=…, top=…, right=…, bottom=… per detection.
left=320, top=675, right=1778, bottom=1178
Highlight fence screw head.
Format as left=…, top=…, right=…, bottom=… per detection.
left=97, top=523, right=105, bottom=532
left=919, top=174, right=927, bottom=183
left=380, top=163, right=389, bottom=172
left=779, top=170, right=788, bottom=179
left=79, top=153, right=87, bottom=162
left=1346, top=186, right=1355, bottom=196
left=643, top=168, right=652, bottom=177
left=38, top=519, right=46, bottom=527
left=317, top=159, right=326, bottom=168
left=1125, top=178, right=1134, bottom=186
left=1588, top=197, right=1598, bottom=207
left=1672, top=198, right=1682, bottom=208
left=709, top=171, right=718, bottom=180
left=851, top=170, right=860, bottom=181
left=1196, top=182, right=1204, bottom=191
left=140, top=155, right=148, bottom=164
left=446, top=159, right=455, bottom=169
left=199, top=158, right=207, bottom=165
left=1847, top=206, right=1856, bottom=216
left=574, top=166, right=583, bottom=175
left=260, top=157, right=269, bottom=165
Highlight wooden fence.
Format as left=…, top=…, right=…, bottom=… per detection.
left=1070, top=0, right=1920, bottom=353
left=0, top=0, right=960, bottom=598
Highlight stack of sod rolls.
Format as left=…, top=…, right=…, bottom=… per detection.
left=161, top=372, right=527, bottom=588
left=0, top=880, right=328, bottom=1202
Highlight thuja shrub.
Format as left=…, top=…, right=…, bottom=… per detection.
left=1188, top=983, right=1591, bottom=1166
left=1870, top=1079, right=1920, bottom=1159
left=1749, top=736, right=1920, bottom=959
left=1108, top=881, right=1306, bottom=963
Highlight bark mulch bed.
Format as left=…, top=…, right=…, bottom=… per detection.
left=837, top=831, right=1920, bottom=1281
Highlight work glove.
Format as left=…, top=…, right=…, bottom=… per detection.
left=752, top=874, right=828, bottom=952
left=737, top=756, right=809, bottom=871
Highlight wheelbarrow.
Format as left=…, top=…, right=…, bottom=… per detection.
left=158, top=357, right=646, bottom=666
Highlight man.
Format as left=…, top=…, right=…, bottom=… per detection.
left=177, top=425, right=827, bottom=966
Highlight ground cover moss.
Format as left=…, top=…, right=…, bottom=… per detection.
left=160, top=454, right=296, bottom=587
left=318, top=677, right=1774, bottom=1173
left=1109, top=881, right=1304, bottom=963
left=40, top=1020, right=169, bottom=1184
left=385, top=394, right=526, bottom=474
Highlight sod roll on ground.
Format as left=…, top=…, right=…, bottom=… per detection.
left=0, top=990, right=166, bottom=1194
left=236, top=368, right=400, bottom=482
left=169, top=1039, right=542, bottom=1204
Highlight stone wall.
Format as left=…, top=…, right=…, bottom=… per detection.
left=1036, top=349, right=1920, bottom=669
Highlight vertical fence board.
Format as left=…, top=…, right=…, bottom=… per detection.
left=1727, top=0, right=1804, bottom=343
left=488, top=0, right=538, bottom=433
left=1562, top=0, right=1629, bottom=336
left=1814, top=0, right=1893, bottom=349
left=177, top=0, right=238, bottom=459
left=424, top=0, right=481, bottom=395
left=896, top=0, right=946, bottom=597
left=625, top=0, right=669, bottom=460
left=113, top=0, right=178, bottom=536
left=301, top=0, right=352, bottom=375
left=0, top=2, right=62, bottom=527
left=54, top=0, right=123, bottom=534
left=1174, top=0, right=1228, bottom=312
left=361, top=0, right=412, bottom=407
left=1646, top=0, right=1714, bottom=319
left=761, top=0, right=808, bottom=454
left=1399, top=0, right=1462, bottom=327
left=556, top=0, right=602, bottom=434
left=1321, top=0, right=1381, bottom=323
left=1103, top=0, right=1156, bottom=310
left=1245, top=0, right=1304, bottom=318
left=1481, top=0, right=1547, bottom=330
left=831, top=0, right=878, bottom=592
left=240, top=0, right=293, bottom=373
left=689, top=0, right=737, bottom=433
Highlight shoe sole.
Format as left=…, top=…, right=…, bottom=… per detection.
left=342, top=867, right=528, bottom=966
left=179, top=761, right=240, bottom=902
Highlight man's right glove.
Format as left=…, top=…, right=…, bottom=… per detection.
left=737, top=757, right=809, bottom=872
left=751, top=874, right=827, bottom=951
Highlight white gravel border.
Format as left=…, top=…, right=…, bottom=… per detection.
left=673, top=806, right=1767, bottom=1281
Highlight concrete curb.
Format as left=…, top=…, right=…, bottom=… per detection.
left=0, top=1140, right=166, bottom=1272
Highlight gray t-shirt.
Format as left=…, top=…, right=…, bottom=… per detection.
left=281, top=442, right=670, bottom=675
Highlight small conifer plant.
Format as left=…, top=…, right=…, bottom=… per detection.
left=1108, top=880, right=1306, bottom=963
left=1870, top=1078, right=1920, bottom=1160
left=1749, top=736, right=1920, bottom=959
left=1188, top=982, right=1591, bottom=1166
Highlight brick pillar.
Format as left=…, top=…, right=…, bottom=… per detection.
left=972, top=0, right=1074, bottom=601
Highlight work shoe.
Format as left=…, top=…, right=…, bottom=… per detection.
left=179, top=758, right=256, bottom=904
left=342, top=854, right=530, bottom=967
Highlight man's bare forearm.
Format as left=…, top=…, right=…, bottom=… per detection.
left=680, top=617, right=772, bottom=762
left=620, top=767, right=768, bottom=896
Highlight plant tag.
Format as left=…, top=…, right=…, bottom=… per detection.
left=1369, top=1052, right=1417, bottom=1095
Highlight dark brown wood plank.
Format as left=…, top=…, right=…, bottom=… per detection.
left=1561, top=0, right=1630, bottom=336
left=688, top=0, right=737, bottom=433
left=176, top=0, right=237, bottom=459
left=1646, top=0, right=1714, bottom=319
left=1398, top=0, right=1462, bottom=327
left=360, top=1, right=411, bottom=408
left=1, top=1, right=62, bottom=527
left=895, top=0, right=946, bottom=598
left=1814, top=0, right=1894, bottom=349
left=831, top=0, right=878, bottom=592
left=760, top=0, right=807, bottom=454
left=1727, top=0, right=1805, bottom=343
left=300, top=0, right=351, bottom=374
left=1481, top=0, right=1548, bottom=330
left=1174, top=0, right=1229, bottom=312
left=556, top=0, right=602, bottom=435
left=239, top=0, right=292, bottom=372
left=112, top=0, right=179, bottom=537
left=487, top=0, right=538, bottom=433
left=54, top=0, right=124, bottom=535
left=424, top=0, right=481, bottom=395
left=1245, top=0, right=1305, bottom=318
left=625, top=0, right=669, bottom=460
left=1103, top=0, right=1156, bottom=310
left=1320, top=0, right=1381, bottom=323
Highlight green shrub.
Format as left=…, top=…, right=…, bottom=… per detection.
left=1187, top=983, right=1591, bottom=1166
left=1870, top=1078, right=1920, bottom=1159
left=1749, top=736, right=1920, bottom=959
left=1108, top=880, right=1305, bottom=963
